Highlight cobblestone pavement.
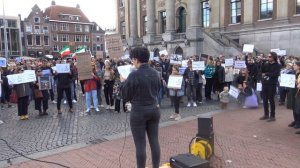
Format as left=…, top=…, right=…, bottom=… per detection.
left=0, top=91, right=221, bottom=163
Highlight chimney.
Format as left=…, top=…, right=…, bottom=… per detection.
left=76, top=4, right=80, bottom=8
left=51, top=1, right=56, bottom=5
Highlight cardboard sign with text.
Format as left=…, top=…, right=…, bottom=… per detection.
left=105, top=34, right=123, bottom=59
left=76, top=52, right=93, bottom=80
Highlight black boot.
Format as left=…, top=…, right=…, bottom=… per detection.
left=288, top=121, right=296, bottom=127
left=38, top=110, right=43, bottom=116
left=43, top=110, right=48, bottom=115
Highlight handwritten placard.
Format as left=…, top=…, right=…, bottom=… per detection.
left=256, top=82, right=262, bottom=91
left=170, top=55, right=182, bottom=65
left=56, top=64, right=70, bottom=73
left=280, top=74, right=295, bottom=88
left=117, top=65, right=134, bottom=79
left=181, top=60, right=188, bottom=68
left=149, top=52, right=154, bottom=61
left=234, top=61, right=246, bottom=69
left=225, top=59, right=234, bottom=67
left=7, top=71, right=36, bottom=85
left=192, top=61, right=205, bottom=70
left=167, top=75, right=183, bottom=89
left=243, top=44, right=254, bottom=53
left=179, top=67, right=186, bottom=75
left=229, top=86, right=240, bottom=99
left=0, top=58, right=6, bottom=67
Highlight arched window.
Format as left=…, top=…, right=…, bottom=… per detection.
left=177, top=7, right=187, bottom=33
left=202, top=1, right=210, bottom=28
left=175, top=46, right=183, bottom=56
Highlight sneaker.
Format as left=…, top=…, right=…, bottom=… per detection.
left=52, top=100, right=57, bottom=104
left=198, top=101, right=203, bottom=104
left=68, top=108, right=73, bottom=113
left=82, top=94, right=85, bottom=97
left=293, top=124, right=300, bottom=129
left=95, top=108, right=100, bottom=112
left=99, top=104, right=104, bottom=108
left=24, top=115, right=29, bottom=120
left=193, top=102, right=197, bottom=107
left=63, top=100, right=67, bottom=104
left=72, top=99, right=77, bottom=103
left=90, top=105, right=95, bottom=109
left=110, top=106, right=115, bottom=110
left=242, top=106, right=247, bottom=109
left=187, top=103, right=191, bottom=107
left=85, top=109, right=90, bottom=113
left=267, top=117, right=276, bottom=122
left=259, top=115, right=269, bottom=120
left=170, top=113, right=176, bottom=119
left=106, top=105, right=110, bottom=110
left=174, top=114, right=181, bottom=121
left=20, top=116, right=25, bottom=120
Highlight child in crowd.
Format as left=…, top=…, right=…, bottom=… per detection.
left=219, top=86, right=230, bottom=109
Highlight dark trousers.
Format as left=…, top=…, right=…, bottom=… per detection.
left=196, top=83, right=203, bottom=102
left=279, top=87, right=288, bottom=103
left=104, top=80, right=114, bottom=106
left=17, top=96, right=29, bottom=116
left=49, top=89, right=54, bottom=101
left=80, top=80, right=85, bottom=94
left=115, top=99, right=126, bottom=112
left=130, top=108, right=160, bottom=168
left=205, top=78, right=214, bottom=100
left=186, top=84, right=196, bottom=102
left=171, top=96, right=181, bottom=114
left=262, top=85, right=276, bottom=117
left=57, top=87, right=72, bottom=110
left=35, top=91, right=49, bottom=112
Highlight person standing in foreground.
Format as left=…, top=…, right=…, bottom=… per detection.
left=121, top=47, right=161, bottom=168
left=260, top=52, right=281, bottom=121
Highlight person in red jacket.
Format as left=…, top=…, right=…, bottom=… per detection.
left=84, top=68, right=100, bottom=113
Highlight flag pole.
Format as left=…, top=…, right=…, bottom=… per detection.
left=2, top=0, right=8, bottom=60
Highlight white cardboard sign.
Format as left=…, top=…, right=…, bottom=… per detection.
left=192, top=61, right=205, bottom=70
left=56, top=64, right=70, bottom=73
left=117, top=65, right=134, bottom=79
left=229, top=86, right=240, bottom=99
left=167, top=75, right=183, bottom=89
left=7, top=70, right=36, bottom=85
left=225, top=59, right=234, bottom=67
left=181, top=60, right=188, bottom=68
left=170, top=55, right=183, bottom=65
left=234, top=61, right=246, bottom=69
left=280, top=74, right=295, bottom=88
left=243, top=44, right=254, bottom=53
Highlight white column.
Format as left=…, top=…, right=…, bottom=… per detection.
left=189, top=0, right=201, bottom=27
left=166, top=0, right=176, bottom=33
left=143, top=0, right=156, bottom=44
left=129, top=0, right=137, bottom=38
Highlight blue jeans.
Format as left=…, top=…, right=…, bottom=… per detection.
left=85, top=90, right=98, bottom=109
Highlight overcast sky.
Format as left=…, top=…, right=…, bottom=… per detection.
left=0, top=0, right=116, bottom=29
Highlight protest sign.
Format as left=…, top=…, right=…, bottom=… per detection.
left=154, top=57, right=160, bottom=62
left=256, top=82, right=262, bottom=91
left=56, top=64, right=70, bottom=73
left=117, top=65, right=134, bottom=79
left=0, top=58, right=6, bottom=67
left=167, top=75, right=183, bottom=89
left=192, top=61, right=205, bottom=70
left=42, top=69, right=51, bottom=77
left=159, top=50, right=168, bottom=56
left=229, top=86, right=240, bottom=99
left=243, top=44, right=254, bottom=53
left=179, top=67, right=186, bottom=75
left=150, top=52, right=154, bottom=61
left=280, top=74, right=295, bottom=88
left=23, top=70, right=36, bottom=83
left=76, top=52, right=93, bottom=80
left=170, top=55, right=182, bottom=65
left=38, top=76, right=52, bottom=90
left=181, top=60, right=188, bottom=68
left=105, top=34, right=123, bottom=59
left=7, top=71, right=36, bottom=85
left=225, top=59, right=234, bottom=67
left=278, top=50, right=287, bottom=56
left=234, top=61, right=246, bottom=69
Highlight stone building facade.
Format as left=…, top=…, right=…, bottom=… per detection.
left=24, top=1, right=105, bottom=58
left=116, top=0, right=300, bottom=58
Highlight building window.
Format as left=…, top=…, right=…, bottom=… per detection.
left=7, top=20, right=16, bottom=28
left=120, top=21, right=126, bottom=39
left=160, top=11, right=166, bottom=33
left=53, top=45, right=59, bottom=51
left=231, top=0, right=241, bottom=24
left=85, top=35, right=90, bottom=42
left=260, top=0, right=273, bottom=19
left=85, top=25, right=89, bottom=32
left=34, top=25, right=40, bottom=33
left=35, top=35, right=41, bottom=46
left=34, top=17, right=40, bottom=23
left=120, top=0, right=125, bottom=7
left=43, top=26, right=48, bottom=33
left=25, top=25, right=32, bottom=33
left=44, top=36, right=49, bottom=46
left=97, top=44, right=101, bottom=51
left=27, top=35, right=33, bottom=46
left=177, top=7, right=187, bottom=33
left=297, top=0, right=300, bottom=14
left=96, top=36, right=100, bottom=42
left=202, top=1, right=210, bottom=28
left=75, top=35, right=82, bottom=42
left=53, top=34, right=58, bottom=41
left=60, top=23, right=69, bottom=31
left=60, top=34, right=69, bottom=42
left=61, top=15, right=69, bottom=20
left=52, top=23, right=57, bottom=31
left=75, top=24, right=82, bottom=32
left=143, top=16, right=147, bottom=35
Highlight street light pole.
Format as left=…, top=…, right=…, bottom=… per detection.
left=2, top=0, right=8, bottom=59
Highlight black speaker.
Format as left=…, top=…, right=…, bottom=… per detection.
left=170, top=153, right=209, bottom=168
left=196, top=116, right=213, bottom=137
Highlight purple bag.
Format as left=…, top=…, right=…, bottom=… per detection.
left=244, top=90, right=258, bottom=108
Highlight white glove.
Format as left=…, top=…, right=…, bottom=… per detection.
left=125, top=102, right=132, bottom=112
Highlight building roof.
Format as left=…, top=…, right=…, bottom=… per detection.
left=44, top=5, right=90, bottom=23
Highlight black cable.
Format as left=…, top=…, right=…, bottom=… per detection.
left=119, top=111, right=128, bottom=168
left=0, top=138, right=70, bottom=168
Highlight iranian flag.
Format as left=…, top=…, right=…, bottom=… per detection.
left=72, top=47, right=86, bottom=58
left=59, top=46, right=71, bottom=58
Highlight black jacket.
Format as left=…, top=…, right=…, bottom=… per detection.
left=262, top=62, right=281, bottom=85
left=121, top=64, right=160, bottom=108
left=56, top=73, right=72, bottom=89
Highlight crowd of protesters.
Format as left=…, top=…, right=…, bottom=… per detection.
left=0, top=50, right=300, bottom=134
